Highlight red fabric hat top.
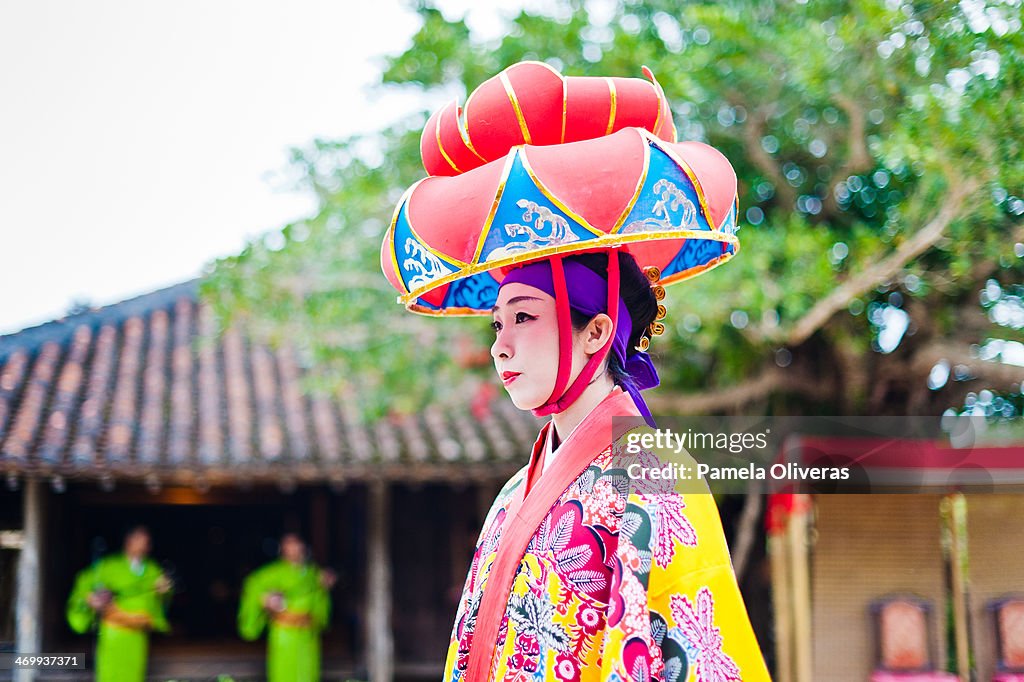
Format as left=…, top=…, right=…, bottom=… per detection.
left=420, top=61, right=677, bottom=177
left=381, top=61, right=739, bottom=316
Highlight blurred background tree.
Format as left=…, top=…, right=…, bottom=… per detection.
left=203, top=0, right=1024, bottom=423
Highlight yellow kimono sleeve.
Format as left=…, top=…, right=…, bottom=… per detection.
left=651, top=487, right=772, bottom=682
left=599, top=469, right=772, bottom=681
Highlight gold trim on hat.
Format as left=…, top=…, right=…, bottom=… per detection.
left=435, top=109, right=463, bottom=174
left=642, top=130, right=718, bottom=232
left=604, top=77, right=618, bottom=136
left=385, top=179, right=426, bottom=295
left=397, top=228, right=738, bottom=315
left=519, top=149, right=605, bottom=238
left=468, top=152, right=518, bottom=265
left=500, top=71, right=533, bottom=145
left=610, top=134, right=652, bottom=234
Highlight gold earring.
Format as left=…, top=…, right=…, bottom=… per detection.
left=635, top=335, right=650, bottom=352
left=649, top=321, right=666, bottom=336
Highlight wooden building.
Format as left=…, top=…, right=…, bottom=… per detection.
left=0, top=281, right=544, bottom=681
left=770, top=436, right=1024, bottom=682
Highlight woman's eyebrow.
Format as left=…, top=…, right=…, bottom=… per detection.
left=491, top=295, right=542, bottom=313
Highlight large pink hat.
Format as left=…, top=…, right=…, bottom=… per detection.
left=380, top=60, right=739, bottom=315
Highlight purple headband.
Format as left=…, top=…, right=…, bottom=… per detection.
left=500, top=259, right=659, bottom=428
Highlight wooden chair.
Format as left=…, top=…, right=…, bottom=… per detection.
left=869, top=595, right=957, bottom=681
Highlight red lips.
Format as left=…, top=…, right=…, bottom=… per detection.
left=501, top=371, right=521, bottom=385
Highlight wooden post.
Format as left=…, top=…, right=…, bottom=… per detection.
left=768, top=533, right=793, bottom=682
left=787, top=498, right=813, bottom=682
left=366, top=480, right=393, bottom=682
left=15, top=478, right=45, bottom=682
left=947, top=494, right=970, bottom=682
left=732, top=480, right=763, bottom=581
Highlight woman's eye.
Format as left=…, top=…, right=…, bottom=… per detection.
left=491, top=320, right=501, bottom=332
left=515, top=312, right=533, bottom=323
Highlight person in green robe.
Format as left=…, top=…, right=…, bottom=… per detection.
left=238, top=532, right=335, bottom=682
left=66, top=525, right=172, bottom=682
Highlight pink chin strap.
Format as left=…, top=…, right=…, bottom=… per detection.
left=531, top=251, right=621, bottom=418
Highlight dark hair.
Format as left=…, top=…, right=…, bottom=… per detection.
left=123, top=524, right=150, bottom=542
left=564, top=251, right=659, bottom=387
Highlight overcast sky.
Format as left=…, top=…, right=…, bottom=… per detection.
left=0, top=0, right=524, bottom=334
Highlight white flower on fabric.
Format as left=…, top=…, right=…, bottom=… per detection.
left=508, top=590, right=571, bottom=652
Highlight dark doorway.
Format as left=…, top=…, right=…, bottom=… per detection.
left=47, top=483, right=365, bottom=676
left=0, top=488, right=21, bottom=651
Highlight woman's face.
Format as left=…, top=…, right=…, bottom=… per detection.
left=490, top=282, right=563, bottom=410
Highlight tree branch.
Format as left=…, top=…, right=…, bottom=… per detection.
left=964, top=221, right=1024, bottom=287
left=910, top=341, right=1024, bottom=390
left=646, top=366, right=835, bottom=414
left=821, top=93, right=873, bottom=218
left=742, top=107, right=797, bottom=210
left=946, top=304, right=1024, bottom=345
left=771, top=176, right=981, bottom=347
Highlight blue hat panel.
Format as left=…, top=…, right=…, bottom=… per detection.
left=664, top=237, right=733, bottom=281
left=442, top=271, right=501, bottom=312
left=476, top=151, right=599, bottom=266
left=392, top=202, right=460, bottom=294
left=615, top=143, right=714, bottom=237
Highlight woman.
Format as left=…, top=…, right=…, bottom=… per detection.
left=237, top=532, right=334, bottom=682
left=381, top=62, right=771, bottom=681
left=66, top=526, right=172, bottom=682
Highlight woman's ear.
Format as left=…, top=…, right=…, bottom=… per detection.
left=581, top=313, right=615, bottom=355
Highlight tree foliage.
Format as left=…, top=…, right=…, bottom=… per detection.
left=203, top=0, right=1024, bottom=422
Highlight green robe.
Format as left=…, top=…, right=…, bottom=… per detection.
left=66, top=554, right=171, bottom=682
left=238, top=559, right=331, bottom=682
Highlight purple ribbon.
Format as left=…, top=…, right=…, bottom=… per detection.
left=500, top=259, right=659, bottom=428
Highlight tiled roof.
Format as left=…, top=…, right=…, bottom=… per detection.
left=0, top=282, right=540, bottom=487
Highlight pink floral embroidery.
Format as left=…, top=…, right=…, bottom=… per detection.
left=620, top=538, right=645, bottom=573
left=670, top=587, right=741, bottom=682
left=581, top=475, right=626, bottom=528
left=534, top=501, right=611, bottom=599
left=623, top=448, right=670, bottom=497
left=618, top=571, right=649, bottom=636
left=650, top=495, right=698, bottom=568
left=574, top=604, right=602, bottom=636
left=622, top=637, right=665, bottom=682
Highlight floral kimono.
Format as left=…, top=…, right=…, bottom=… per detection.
left=444, top=387, right=771, bottom=682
